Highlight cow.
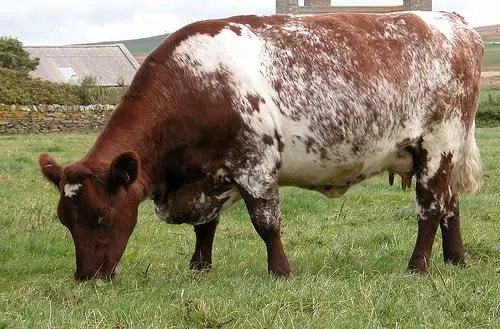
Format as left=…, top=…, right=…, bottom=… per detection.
left=39, top=11, right=483, bottom=280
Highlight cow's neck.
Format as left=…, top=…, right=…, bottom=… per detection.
left=84, top=98, right=171, bottom=200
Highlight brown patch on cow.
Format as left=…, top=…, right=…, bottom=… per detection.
left=396, top=138, right=419, bottom=149
left=230, top=14, right=289, bottom=31
left=229, top=25, right=242, bottom=36
left=307, top=13, right=413, bottom=86
left=450, top=37, right=483, bottom=131
left=305, top=136, right=314, bottom=154
left=416, top=151, right=453, bottom=220
left=246, top=94, right=264, bottom=113
left=274, top=130, right=284, bottom=153
left=273, top=80, right=283, bottom=93
left=262, top=134, right=274, bottom=146
left=440, top=195, right=466, bottom=265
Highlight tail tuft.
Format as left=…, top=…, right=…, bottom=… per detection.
left=451, top=127, right=482, bottom=195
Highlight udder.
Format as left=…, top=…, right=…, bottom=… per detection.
left=388, top=149, right=414, bottom=190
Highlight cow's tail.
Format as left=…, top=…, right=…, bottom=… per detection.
left=451, top=123, right=482, bottom=195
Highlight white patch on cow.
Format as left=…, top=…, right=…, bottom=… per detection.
left=198, top=193, right=206, bottom=205
left=216, top=188, right=241, bottom=211
left=416, top=203, right=426, bottom=220
left=420, top=117, right=465, bottom=185
left=413, top=11, right=455, bottom=42
left=442, top=215, right=450, bottom=228
left=214, top=168, right=231, bottom=183
left=64, top=183, right=82, bottom=198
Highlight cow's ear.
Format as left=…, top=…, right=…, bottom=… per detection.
left=108, top=151, right=140, bottom=189
left=39, top=153, right=64, bottom=189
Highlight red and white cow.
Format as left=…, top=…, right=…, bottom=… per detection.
left=39, top=11, right=483, bottom=280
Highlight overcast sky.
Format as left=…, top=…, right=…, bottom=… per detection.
left=1, top=0, right=498, bottom=46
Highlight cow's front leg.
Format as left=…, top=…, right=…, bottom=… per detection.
left=408, top=151, right=456, bottom=274
left=240, top=185, right=291, bottom=277
left=190, top=219, right=218, bottom=270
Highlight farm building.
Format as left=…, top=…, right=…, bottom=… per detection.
left=24, top=44, right=140, bottom=87
left=276, top=0, right=432, bottom=14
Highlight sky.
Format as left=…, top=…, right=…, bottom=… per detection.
left=1, top=0, right=498, bottom=46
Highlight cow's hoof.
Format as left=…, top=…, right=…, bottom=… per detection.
left=269, top=270, right=291, bottom=278
left=189, top=260, right=212, bottom=271
left=444, top=256, right=467, bottom=268
left=407, top=255, right=429, bottom=274
left=268, top=264, right=291, bottom=278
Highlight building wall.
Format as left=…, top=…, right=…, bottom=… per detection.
left=0, top=104, right=115, bottom=134
left=276, top=0, right=298, bottom=14
left=276, top=0, right=432, bottom=14
left=304, top=0, right=330, bottom=7
left=403, top=0, right=432, bottom=10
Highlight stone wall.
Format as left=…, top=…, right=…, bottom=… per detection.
left=0, top=104, right=116, bottom=134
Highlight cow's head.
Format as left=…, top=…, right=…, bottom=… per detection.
left=39, top=152, right=142, bottom=281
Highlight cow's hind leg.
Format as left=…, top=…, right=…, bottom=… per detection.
left=440, top=196, right=466, bottom=267
left=408, top=150, right=460, bottom=273
left=190, top=219, right=218, bottom=270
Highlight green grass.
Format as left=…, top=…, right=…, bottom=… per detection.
left=484, top=44, right=500, bottom=72
left=0, top=130, right=499, bottom=328
left=479, top=90, right=500, bottom=102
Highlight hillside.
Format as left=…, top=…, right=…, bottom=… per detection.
left=89, top=33, right=169, bottom=54
left=475, top=24, right=500, bottom=42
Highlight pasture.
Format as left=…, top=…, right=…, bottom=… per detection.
left=0, top=129, right=499, bottom=328
left=484, top=44, right=500, bottom=72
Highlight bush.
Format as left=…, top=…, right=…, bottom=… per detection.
left=476, top=93, right=500, bottom=127
left=0, top=69, right=125, bottom=105
left=0, top=68, right=79, bottom=105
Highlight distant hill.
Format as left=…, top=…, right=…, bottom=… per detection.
left=476, top=25, right=500, bottom=72
left=89, top=33, right=169, bottom=54
left=475, top=24, right=500, bottom=42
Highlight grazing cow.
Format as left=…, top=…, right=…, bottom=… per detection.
left=39, top=11, right=483, bottom=280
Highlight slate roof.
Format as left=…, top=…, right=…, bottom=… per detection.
left=24, top=44, right=140, bottom=87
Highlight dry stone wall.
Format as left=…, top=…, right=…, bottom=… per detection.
left=0, top=104, right=115, bottom=134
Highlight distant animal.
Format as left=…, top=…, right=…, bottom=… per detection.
left=39, top=11, right=483, bottom=280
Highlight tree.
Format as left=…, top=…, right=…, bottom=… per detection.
left=0, top=37, right=39, bottom=75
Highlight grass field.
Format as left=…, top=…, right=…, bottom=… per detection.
left=484, top=44, right=500, bottom=72
left=479, top=90, right=500, bottom=103
left=0, top=129, right=499, bottom=328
